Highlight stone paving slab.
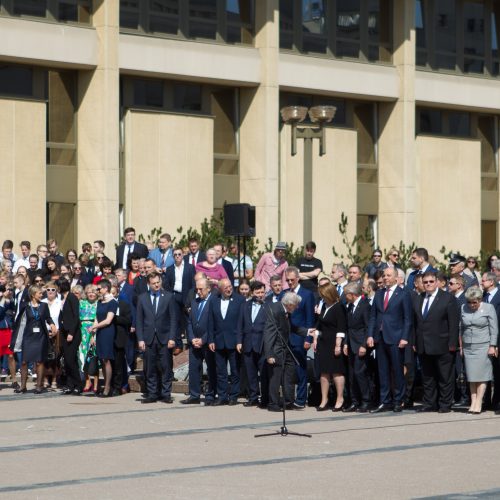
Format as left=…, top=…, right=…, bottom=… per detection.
left=1, top=385, right=500, bottom=499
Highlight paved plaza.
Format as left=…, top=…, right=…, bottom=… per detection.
left=1, top=386, right=500, bottom=499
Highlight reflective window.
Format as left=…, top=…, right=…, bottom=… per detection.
left=173, top=84, right=202, bottom=111
left=448, top=111, right=469, bottom=137
left=368, top=0, right=391, bottom=62
left=416, top=0, right=427, bottom=65
left=13, top=0, right=47, bottom=17
left=57, top=1, right=91, bottom=23
left=149, top=0, right=179, bottom=35
left=189, top=0, right=217, bottom=40
left=133, top=79, right=164, bottom=108
left=435, top=0, right=456, bottom=70
left=463, top=1, right=485, bottom=74
left=336, top=0, right=361, bottom=58
left=226, top=0, right=254, bottom=44
left=419, top=108, right=442, bottom=134
left=0, top=65, right=33, bottom=97
left=302, top=0, right=327, bottom=54
left=120, top=0, right=140, bottom=29
left=279, top=0, right=294, bottom=49
left=493, top=8, right=500, bottom=75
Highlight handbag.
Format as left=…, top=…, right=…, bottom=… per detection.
left=84, top=346, right=99, bottom=376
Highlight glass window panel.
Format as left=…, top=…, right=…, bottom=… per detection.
left=189, top=0, right=217, bottom=39
left=435, top=0, right=456, bottom=69
left=368, top=0, right=391, bottom=62
left=415, top=0, right=426, bottom=49
left=357, top=167, right=378, bottom=183
left=337, top=0, right=360, bottom=42
left=482, top=177, right=498, bottom=191
left=336, top=40, right=360, bottom=58
left=0, top=65, right=33, bottom=97
left=212, top=89, right=237, bottom=155
left=478, top=116, right=496, bottom=174
left=448, top=112, right=470, bottom=137
left=173, top=84, right=202, bottom=111
left=354, top=103, right=376, bottom=165
left=493, top=6, right=500, bottom=59
left=464, top=1, right=485, bottom=74
left=133, top=79, right=164, bottom=107
left=302, top=0, right=327, bottom=54
left=419, top=108, right=442, bottom=134
left=47, top=71, right=76, bottom=144
left=58, top=1, right=91, bottom=23
left=13, top=0, right=47, bottom=17
left=120, top=0, right=140, bottom=29
left=150, top=0, right=179, bottom=34
left=226, top=0, right=254, bottom=44
left=279, top=0, right=294, bottom=49
left=481, top=221, right=497, bottom=251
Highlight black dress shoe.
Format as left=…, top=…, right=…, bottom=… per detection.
left=213, top=399, right=229, bottom=406
left=343, top=403, right=358, bottom=413
left=14, top=387, right=27, bottom=394
left=332, top=405, right=344, bottom=412
left=285, top=403, right=294, bottom=410
left=141, top=397, right=157, bottom=404
left=370, top=403, right=393, bottom=413
left=403, top=399, right=414, bottom=409
left=204, top=400, right=215, bottom=406
left=452, top=399, right=470, bottom=408
left=438, top=407, right=451, bottom=413
left=416, top=406, right=437, bottom=413
left=393, top=403, right=403, bottom=413
left=243, top=400, right=259, bottom=407
left=180, top=397, right=200, bottom=405
left=228, top=399, right=239, bottom=406
left=268, top=406, right=282, bottom=412
left=316, top=405, right=329, bottom=412
left=357, top=404, right=370, bottom=413
left=160, top=397, right=174, bottom=404
left=62, top=388, right=74, bottom=395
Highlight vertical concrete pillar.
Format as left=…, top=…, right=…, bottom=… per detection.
left=239, top=0, right=279, bottom=243
left=77, top=0, right=120, bottom=250
left=378, top=0, right=417, bottom=248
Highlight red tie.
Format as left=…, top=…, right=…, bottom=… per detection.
left=383, top=289, right=390, bottom=311
left=191, top=255, right=195, bottom=267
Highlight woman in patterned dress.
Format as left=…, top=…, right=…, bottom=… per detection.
left=79, top=284, right=99, bottom=393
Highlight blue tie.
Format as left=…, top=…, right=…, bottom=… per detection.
left=423, top=295, right=431, bottom=319
left=196, top=300, right=205, bottom=321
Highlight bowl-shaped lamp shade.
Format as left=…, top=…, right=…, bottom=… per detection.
left=280, top=106, right=308, bottom=124
left=308, top=105, right=336, bottom=124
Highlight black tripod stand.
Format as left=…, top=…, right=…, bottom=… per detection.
left=255, top=307, right=311, bottom=438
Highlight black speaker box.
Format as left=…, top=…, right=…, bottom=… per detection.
left=224, top=203, right=256, bottom=237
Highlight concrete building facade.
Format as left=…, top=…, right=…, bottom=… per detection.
left=0, top=0, right=499, bottom=265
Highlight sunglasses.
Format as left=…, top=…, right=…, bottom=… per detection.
left=448, top=281, right=458, bottom=285
left=96, top=287, right=102, bottom=291
left=391, top=254, right=399, bottom=257
left=173, top=253, right=183, bottom=257
left=422, top=280, right=435, bottom=284
left=46, top=288, right=57, bottom=292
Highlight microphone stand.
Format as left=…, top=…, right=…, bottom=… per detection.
left=255, top=306, right=311, bottom=438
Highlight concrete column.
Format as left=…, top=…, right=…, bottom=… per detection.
left=239, top=0, right=279, bottom=243
left=77, top=0, right=120, bottom=250
left=378, top=0, right=417, bottom=248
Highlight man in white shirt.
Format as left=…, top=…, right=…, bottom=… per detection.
left=13, top=241, right=31, bottom=273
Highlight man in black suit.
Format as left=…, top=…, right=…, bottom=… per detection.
left=344, top=282, right=372, bottom=412
left=481, top=272, right=500, bottom=412
left=208, top=278, right=245, bottom=405
left=263, top=291, right=303, bottom=412
left=184, top=237, right=206, bottom=267
left=136, top=272, right=177, bottom=404
left=133, top=258, right=156, bottom=305
left=214, top=243, right=235, bottom=286
left=413, top=271, right=459, bottom=413
left=116, top=227, right=149, bottom=271
left=265, top=275, right=284, bottom=304
left=237, top=281, right=269, bottom=407
left=368, top=267, right=413, bottom=413
left=449, top=274, right=466, bottom=307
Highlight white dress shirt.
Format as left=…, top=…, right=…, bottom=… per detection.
left=174, top=262, right=184, bottom=293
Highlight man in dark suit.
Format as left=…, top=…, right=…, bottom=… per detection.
left=368, top=267, right=413, bottom=413
left=181, top=278, right=216, bottom=405
left=237, top=280, right=269, bottom=407
left=214, top=243, right=235, bottom=286
left=116, top=227, right=149, bottom=271
left=263, top=292, right=303, bottom=412
left=407, top=247, right=436, bottom=291
left=265, top=275, right=284, bottom=304
left=481, top=272, right=500, bottom=412
left=413, top=271, right=460, bottom=413
left=110, top=284, right=132, bottom=396
left=285, top=267, right=315, bottom=409
left=135, top=272, right=177, bottom=404
left=163, top=248, right=195, bottom=348
left=184, top=237, right=206, bottom=267
left=208, top=278, right=245, bottom=405
left=133, top=258, right=156, bottom=305
left=344, top=282, right=372, bottom=412
left=449, top=253, right=478, bottom=290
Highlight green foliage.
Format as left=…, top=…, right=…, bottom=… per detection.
left=331, top=212, right=375, bottom=265
left=137, top=227, right=163, bottom=247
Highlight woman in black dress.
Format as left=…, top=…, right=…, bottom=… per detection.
left=313, top=282, right=348, bottom=411
left=10, top=285, right=57, bottom=393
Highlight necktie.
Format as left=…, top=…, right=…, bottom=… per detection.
left=383, top=289, right=390, bottom=310
left=337, top=284, right=342, bottom=295
left=161, top=251, right=166, bottom=268
left=423, top=295, right=431, bottom=319
left=485, top=292, right=491, bottom=303
left=347, top=303, right=354, bottom=315
left=196, top=300, right=205, bottom=321
left=191, top=255, right=196, bottom=267
left=152, top=293, right=158, bottom=314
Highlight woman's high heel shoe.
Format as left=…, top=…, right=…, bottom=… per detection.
left=316, top=405, right=329, bottom=412
left=14, top=387, right=27, bottom=394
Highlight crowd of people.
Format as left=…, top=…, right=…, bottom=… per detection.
left=1, top=230, right=500, bottom=416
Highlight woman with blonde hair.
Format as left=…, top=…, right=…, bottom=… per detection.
left=79, top=284, right=99, bottom=393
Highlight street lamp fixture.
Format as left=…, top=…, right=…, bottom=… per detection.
left=280, top=105, right=336, bottom=156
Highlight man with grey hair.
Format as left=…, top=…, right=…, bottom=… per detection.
left=492, top=260, right=500, bottom=281
left=448, top=253, right=478, bottom=290
left=331, top=263, right=349, bottom=297
left=263, top=292, right=303, bottom=412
